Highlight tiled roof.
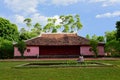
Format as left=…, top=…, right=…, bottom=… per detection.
left=25, top=33, right=103, bottom=46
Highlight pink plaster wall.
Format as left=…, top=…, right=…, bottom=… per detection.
left=80, top=46, right=93, bottom=56
left=14, top=46, right=39, bottom=56
left=80, top=46, right=104, bottom=56
left=14, top=45, right=105, bottom=57
left=98, top=46, right=105, bottom=55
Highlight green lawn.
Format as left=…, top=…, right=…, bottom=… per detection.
left=0, top=60, right=120, bottom=80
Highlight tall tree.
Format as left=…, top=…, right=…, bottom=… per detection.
left=116, top=21, right=120, bottom=40
left=105, top=40, right=120, bottom=57
left=0, top=17, right=19, bottom=41
left=24, top=18, right=32, bottom=31
left=24, top=18, right=32, bottom=27
left=21, top=18, right=41, bottom=40
left=19, top=28, right=30, bottom=40
left=105, top=31, right=116, bottom=42
left=43, top=18, right=61, bottom=33
left=33, top=23, right=42, bottom=34
left=60, top=14, right=83, bottom=33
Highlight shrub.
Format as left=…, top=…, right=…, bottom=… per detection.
left=105, top=40, right=120, bottom=57
left=0, top=38, right=14, bottom=59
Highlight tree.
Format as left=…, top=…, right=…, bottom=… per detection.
left=19, top=28, right=29, bottom=40
left=0, top=17, right=19, bottom=41
left=33, top=23, right=42, bottom=34
left=22, top=14, right=82, bottom=36
left=97, top=36, right=105, bottom=42
left=21, top=19, right=42, bottom=40
left=43, top=18, right=61, bottom=33
left=91, top=34, right=98, bottom=40
left=0, top=37, right=14, bottom=59
left=16, top=41, right=26, bottom=58
left=90, top=39, right=98, bottom=58
left=60, top=14, right=83, bottom=33
left=19, top=27, right=37, bottom=40
left=86, top=34, right=90, bottom=39
left=105, top=31, right=116, bottom=42
left=24, top=18, right=32, bottom=31
left=116, top=21, right=120, bottom=40
left=105, top=40, right=120, bottom=57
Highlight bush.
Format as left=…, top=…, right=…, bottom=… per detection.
left=105, top=40, right=120, bottom=57
left=111, top=52, right=120, bottom=57
left=0, top=38, right=14, bottom=59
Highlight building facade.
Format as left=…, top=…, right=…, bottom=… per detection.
left=14, top=33, right=105, bottom=58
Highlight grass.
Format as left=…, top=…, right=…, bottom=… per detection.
left=0, top=60, right=120, bottom=80
left=14, top=61, right=114, bottom=68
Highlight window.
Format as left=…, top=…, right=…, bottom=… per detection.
left=27, top=49, right=30, bottom=52
left=89, top=48, right=92, bottom=52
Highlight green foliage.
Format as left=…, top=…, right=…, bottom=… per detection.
left=20, top=19, right=42, bottom=40
left=86, top=34, right=105, bottom=42
left=16, top=41, right=26, bottom=58
left=0, top=17, right=19, bottom=41
left=91, top=34, right=98, bottom=41
left=24, top=18, right=32, bottom=28
left=104, top=21, right=120, bottom=57
left=90, top=39, right=98, bottom=58
left=60, top=14, right=83, bottom=33
left=0, top=37, right=14, bottom=59
left=105, top=31, right=116, bottom=42
left=19, top=29, right=37, bottom=40
left=116, top=21, right=120, bottom=40
left=97, top=36, right=105, bottom=42
left=105, top=40, right=120, bottom=57
left=43, top=18, right=61, bottom=33
left=21, top=14, right=82, bottom=40
left=86, top=34, right=90, bottom=39
left=32, top=23, right=42, bottom=34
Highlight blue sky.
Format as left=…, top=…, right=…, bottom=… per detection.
left=0, top=0, right=120, bottom=37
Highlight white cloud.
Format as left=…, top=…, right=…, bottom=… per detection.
left=14, top=13, right=61, bottom=27
left=4, top=0, right=120, bottom=14
left=31, top=13, right=61, bottom=26
left=50, top=15, right=62, bottom=25
left=51, top=0, right=120, bottom=6
left=4, top=0, right=46, bottom=14
left=15, top=15, right=25, bottom=24
left=89, top=0, right=120, bottom=7
left=31, top=13, right=48, bottom=25
left=102, top=0, right=120, bottom=7
left=51, top=0, right=81, bottom=6
left=96, top=11, right=120, bottom=18
left=89, top=0, right=106, bottom=3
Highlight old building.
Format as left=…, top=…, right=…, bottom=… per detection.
left=14, top=33, right=105, bottom=58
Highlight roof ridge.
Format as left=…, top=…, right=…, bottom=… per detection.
left=78, top=35, right=90, bottom=41
left=24, top=36, right=40, bottom=42
left=41, top=33, right=77, bottom=34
